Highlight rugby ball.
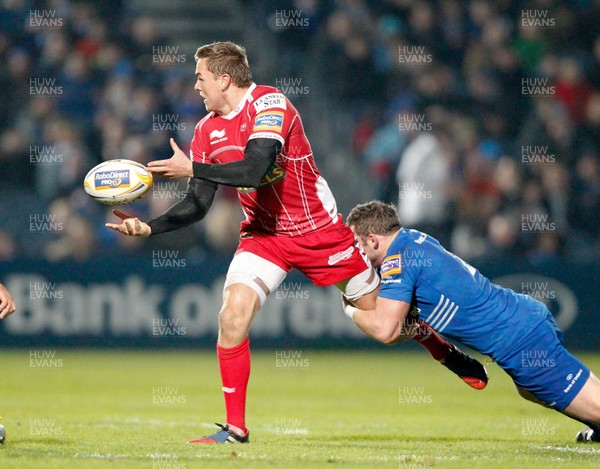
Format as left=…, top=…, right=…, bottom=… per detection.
left=84, top=159, right=153, bottom=205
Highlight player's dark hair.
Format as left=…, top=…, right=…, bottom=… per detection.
left=195, top=41, right=252, bottom=88
left=347, top=200, right=402, bottom=238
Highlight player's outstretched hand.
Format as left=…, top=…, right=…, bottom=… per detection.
left=105, top=209, right=151, bottom=237
left=0, top=283, right=16, bottom=319
left=146, top=138, right=193, bottom=179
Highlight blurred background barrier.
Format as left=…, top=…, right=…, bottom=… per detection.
left=1, top=257, right=597, bottom=350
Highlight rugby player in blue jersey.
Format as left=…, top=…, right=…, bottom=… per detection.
left=344, top=201, right=600, bottom=443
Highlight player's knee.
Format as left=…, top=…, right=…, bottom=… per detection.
left=517, top=386, right=535, bottom=401
left=219, top=306, right=248, bottom=330
left=585, top=374, right=600, bottom=423
left=586, top=399, right=600, bottom=424
left=219, top=304, right=253, bottom=332
left=571, top=401, right=600, bottom=425
left=516, top=385, right=551, bottom=407
left=218, top=306, right=253, bottom=347
left=219, top=285, right=260, bottom=332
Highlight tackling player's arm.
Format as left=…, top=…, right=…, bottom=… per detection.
left=105, top=177, right=217, bottom=236
left=344, top=296, right=411, bottom=344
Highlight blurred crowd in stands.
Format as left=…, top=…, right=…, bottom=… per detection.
left=275, top=0, right=600, bottom=265
left=0, top=0, right=241, bottom=263
left=1, top=0, right=599, bottom=266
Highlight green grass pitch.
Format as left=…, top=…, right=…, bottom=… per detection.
left=1, top=349, right=599, bottom=468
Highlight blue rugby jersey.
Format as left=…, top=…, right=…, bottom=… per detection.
left=378, top=229, right=548, bottom=361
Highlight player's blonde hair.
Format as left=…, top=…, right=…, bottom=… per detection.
left=195, top=41, right=252, bottom=88
left=347, top=201, right=402, bottom=238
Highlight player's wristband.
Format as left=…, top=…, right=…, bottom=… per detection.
left=344, top=303, right=359, bottom=320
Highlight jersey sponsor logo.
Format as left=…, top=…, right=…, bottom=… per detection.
left=408, top=304, right=421, bottom=317
left=382, top=278, right=402, bottom=284
left=381, top=254, right=401, bottom=278
left=253, top=93, right=286, bottom=113
left=94, top=170, right=130, bottom=190
left=237, top=162, right=287, bottom=193
left=249, top=132, right=285, bottom=146
left=415, top=232, right=427, bottom=244
left=563, top=368, right=583, bottom=393
left=254, top=111, right=284, bottom=133
left=327, top=246, right=354, bottom=265
left=209, top=128, right=227, bottom=143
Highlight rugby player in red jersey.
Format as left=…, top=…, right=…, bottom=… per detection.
left=106, top=41, right=488, bottom=444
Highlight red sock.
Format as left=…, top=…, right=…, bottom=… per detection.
left=217, top=337, right=250, bottom=434
left=412, top=320, right=452, bottom=361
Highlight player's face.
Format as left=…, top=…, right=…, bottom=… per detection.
left=350, top=227, right=381, bottom=267
left=194, top=59, right=223, bottom=113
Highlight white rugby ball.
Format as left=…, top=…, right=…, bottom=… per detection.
left=84, top=159, right=153, bottom=205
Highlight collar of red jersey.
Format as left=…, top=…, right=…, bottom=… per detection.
left=218, top=83, right=257, bottom=120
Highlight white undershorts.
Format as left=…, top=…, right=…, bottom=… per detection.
left=224, top=251, right=379, bottom=306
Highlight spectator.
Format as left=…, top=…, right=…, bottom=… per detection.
left=396, top=126, right=451, bottom=234
left=0, top=0, right=598, bottom=265
left=554, top=56, right=594, bottom=125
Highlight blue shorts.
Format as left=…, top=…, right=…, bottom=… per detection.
left=496, top=309, right=590, bottom=411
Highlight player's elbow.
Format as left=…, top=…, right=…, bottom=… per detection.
left=245, top=173, right=265, bottom=188
left=246, top=160, right=274, bottom=187
left=374, top=324, right=401, bottom=345
left=239, top=164, right=269, bottom=188
left=379, top=333, right=400, bottom=345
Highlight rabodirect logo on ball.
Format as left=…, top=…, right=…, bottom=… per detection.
left=95, top=170, right=130, bottom=190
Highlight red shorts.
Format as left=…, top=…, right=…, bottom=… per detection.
left=236, top=217, right=369, bottom=287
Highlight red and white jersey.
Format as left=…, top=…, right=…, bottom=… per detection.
left=190, top=83, right=338, bottom=236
